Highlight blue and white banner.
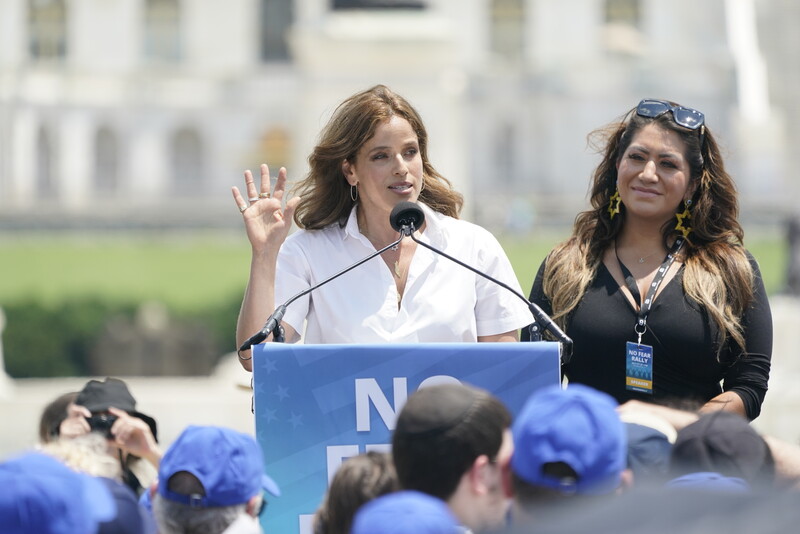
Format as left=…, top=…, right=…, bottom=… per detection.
left=252, top=342, right=561, bottom=534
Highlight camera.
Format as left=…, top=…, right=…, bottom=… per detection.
left=86, top=413, right=118, bottom=439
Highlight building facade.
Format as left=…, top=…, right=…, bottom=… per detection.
left=0, top=0, right=793, bottom=231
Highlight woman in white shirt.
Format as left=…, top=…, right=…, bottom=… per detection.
left=232, top=85, right=532, bottom=370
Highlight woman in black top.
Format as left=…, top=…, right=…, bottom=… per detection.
left=523, top=99, right=771, bottom=420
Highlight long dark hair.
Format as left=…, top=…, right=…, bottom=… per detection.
left=293, top=85, right=463, bottom=229
left=543, top=102, right=754, bottom=354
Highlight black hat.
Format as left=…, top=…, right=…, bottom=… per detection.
left=75, top=377, right=158, bottom=442
left=669, top=411, right=773, bottom=486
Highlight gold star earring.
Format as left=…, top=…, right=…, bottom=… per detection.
left=608, top=189, right=621, bottom=219
left=675, top=199, right=693, bottom=238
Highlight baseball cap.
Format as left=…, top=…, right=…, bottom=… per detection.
left=0, top=452, right=116, bottom=534
left=75, top=377, right=158, bottom=440
left=158, top=425, right=280, bottom=507
left=666, top=471, right=751, bottom=493
left=351, top=491, right=460, bottom=534
left=511, top=384, right=626, bottom=495
left=669, top=411, right=774, bottom=486
left=624, top=422, right=673, bottom=480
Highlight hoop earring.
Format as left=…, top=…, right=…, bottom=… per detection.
left=675, top=199, right=693, bottom=238
left=350, top=183, right=358, bottom=202
left=608, top=188, right=621, bottom=219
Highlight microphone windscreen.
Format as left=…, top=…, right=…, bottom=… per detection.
left=390, top=202, right=425, bottom=232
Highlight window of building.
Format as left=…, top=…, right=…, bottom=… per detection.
left=332, top=0, right=426, bottom=9
left=171, top=128, right=205, bottom=194
left=494, top=122, right=515, bottom=187
left=28, top=0, right=67, bottom=60
left=260, top=0, right=292, bottom=61
left=36, top=126, right=57, bottom=199
left=603, top=0, right=642, bottom=56
left=605, top=0, right=640, bottom=26
left=255, top=127, right=292, bottom=172
left=490, top=0, right=524, bottom=61
left=144, top=0, right=181, bottom=63
left=94, top=127, right=119, bottom=196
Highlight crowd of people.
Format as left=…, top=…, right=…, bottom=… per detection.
left=4, top=376, right=800, bottom=534
left=1, top=85, right=789, bottom=533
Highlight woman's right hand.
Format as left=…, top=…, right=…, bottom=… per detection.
left=231, top=164, right=300, bottom=255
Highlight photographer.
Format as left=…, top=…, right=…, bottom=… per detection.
left=59, top=377, right=162, bottom=496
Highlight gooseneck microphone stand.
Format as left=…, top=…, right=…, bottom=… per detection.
left=390, top=202, right=573, bottom=363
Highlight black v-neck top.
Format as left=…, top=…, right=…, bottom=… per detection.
left=523, top=252, right=772, bottom=420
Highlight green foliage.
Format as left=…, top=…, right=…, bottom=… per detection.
left=0, top=230, right=787, bottom=377
left=3, top=299, right=136, bottom=377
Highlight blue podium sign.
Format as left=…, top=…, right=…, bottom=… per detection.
left=252, top=342, right=561, bottom=534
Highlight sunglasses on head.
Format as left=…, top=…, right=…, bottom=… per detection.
left=636, top=99, right=706, bottom=136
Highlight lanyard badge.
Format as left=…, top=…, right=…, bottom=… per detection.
left=619, top=238, right=684, bottom=395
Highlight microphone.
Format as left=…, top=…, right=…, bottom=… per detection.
left=389, top=201, right=573, bottom=362
left=389, top=202, right=425, bottom=235
left=238, top=232, right=404, bottom=352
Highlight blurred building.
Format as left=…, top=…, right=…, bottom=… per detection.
left=0, top=0, right=794, bottom=232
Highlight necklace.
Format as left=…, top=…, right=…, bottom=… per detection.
left=637, top=251, right=660, bottom=263
left=357, top=221, right=400, bottom=251
left=614, top=240, right=664, bottom=265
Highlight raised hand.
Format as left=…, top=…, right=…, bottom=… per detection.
left=231, top=164, right=301, bottom=255
left=58, top=403, right=92, bottom=439
left=108, top=407, right=161, bottom=467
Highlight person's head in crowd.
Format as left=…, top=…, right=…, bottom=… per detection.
left=0, top=452, right=116, bottom=534
left=41, top=432, right=122, bottom=479
left=38, top=391, right=78, bottom=443
left=72, top=377, right=158, bottom=441
left=509, top=384, right=627, bottom=519
left=619, top=409, right=677, bottom=485
left=669, top=411, right=775, bottom=488
left=42, top=434, right=156, bottom=534
left=350, top=490, right=460, bottom=534
left=392, top=382, right=513, bottom=532
left=313, top=451, right=399, bottom=534
left=59, top=377, right=161, bottom=495
left=153, top=425, right=280, bottom=534
left=292, top=84, right=463, bottom=231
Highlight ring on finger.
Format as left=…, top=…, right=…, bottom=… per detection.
left=238, top=205, right=248, bottom=213
left=259, top=192, right=271, bottom=199
left=248, top=197, right=259, bottom=203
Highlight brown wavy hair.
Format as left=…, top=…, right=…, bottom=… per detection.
left=543, top=102, right=754, bottom=355
left=293, top=85, right=463, bottom=229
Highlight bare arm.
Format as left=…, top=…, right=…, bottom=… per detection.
left=763, top=435, right=800, bottom=489
left=232, top=165, right=300, bottom=371
left=617, top=400, right=699, bottom=432
left=699, top=391, right=747, bottom=419
left=478, top=330, right=520, bottom=343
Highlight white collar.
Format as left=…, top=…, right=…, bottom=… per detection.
left=343, top=202, right=446, bottom=246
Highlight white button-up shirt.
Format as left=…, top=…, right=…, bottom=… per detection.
left=275, top=203, right=533, bottom=343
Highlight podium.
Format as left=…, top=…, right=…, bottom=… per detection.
left=252, top=342, right=561, bottom=534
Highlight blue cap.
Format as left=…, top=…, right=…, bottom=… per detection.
left=0, top=452, right=116, bottom=534
left=158, top=425, right=280, bottom=507
left=511, top=384, right=626, bottom=495
left=351, top=491, right=460, bottom=534
left=624, top=422, right=673, bottom=479
left=666, top=472, right=750, bottom=493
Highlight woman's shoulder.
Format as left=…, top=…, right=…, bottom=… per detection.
left=283, top=223, right=348, bottom=252
left=425, top=206, right=497, bottom=243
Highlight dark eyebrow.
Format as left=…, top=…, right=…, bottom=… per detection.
left=629, top=144, right=680, bottom=160
left=367, top=139, right=419, bottom=154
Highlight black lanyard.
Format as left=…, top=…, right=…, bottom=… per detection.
left=615, top=237, right=685, bottom=343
